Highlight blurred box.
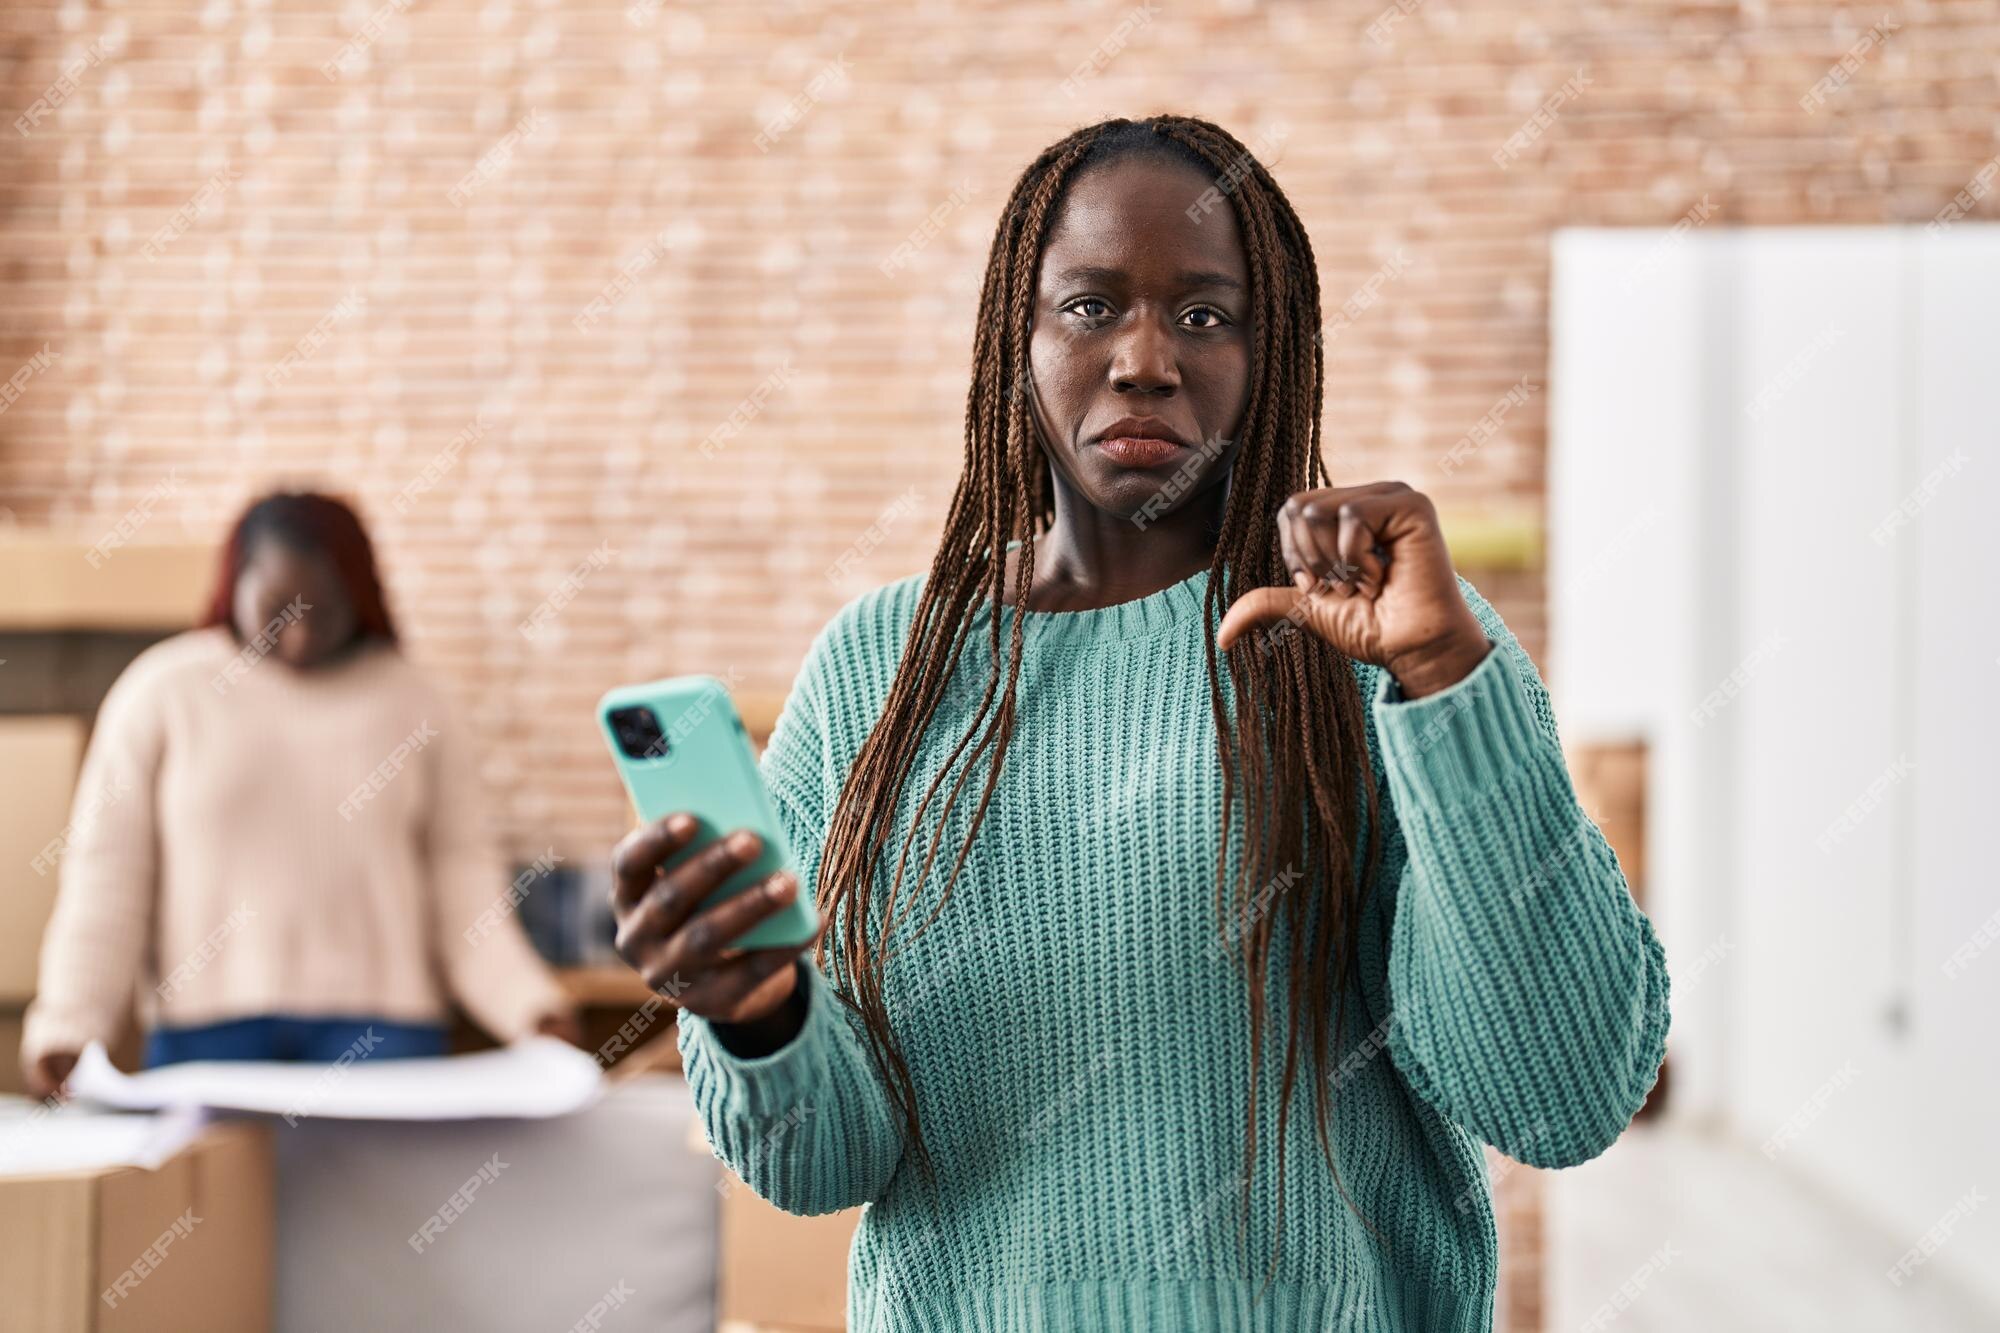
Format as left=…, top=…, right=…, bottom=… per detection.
left=0, top=716, right=87, bottom=1003
left=0, top=1117, right=273, bottom=1332
left=718, top=1182, right=859, bottom=1332
left=1566, top=738, right=1668, bottom=1117
left=1567, top=739, right=1647, bottom=901
left=690, top=1110, right=858, bottom=1332
left=274, top=1078, right=715, bottom=1331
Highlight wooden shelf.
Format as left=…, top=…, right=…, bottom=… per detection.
left=0, top=534, right=214, bottom=631
left=1441, top=511, right=1542, bottom=571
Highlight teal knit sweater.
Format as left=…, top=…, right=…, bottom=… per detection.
left=677, top=568, right=1669, bottom=1332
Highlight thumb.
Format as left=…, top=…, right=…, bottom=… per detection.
left=1216, top=585, right=1306, bottom=652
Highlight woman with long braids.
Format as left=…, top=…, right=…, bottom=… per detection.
left=612, top=115, right=1668, bottom=1330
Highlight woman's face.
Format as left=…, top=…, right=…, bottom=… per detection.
left=1027, top=154, right=1254, bottom=525
left=231, top=539, right=358, bottom=668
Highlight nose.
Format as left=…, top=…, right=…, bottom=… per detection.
left=1108, top=310, right=1180, bottom=397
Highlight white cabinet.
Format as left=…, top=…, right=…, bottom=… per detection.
left=1550, top=225, right=2000, bottom=1312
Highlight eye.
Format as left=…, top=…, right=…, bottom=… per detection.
left=1061, top=296, right=1113, bottom=321
left=1180, top=305, right=1230, bottom=329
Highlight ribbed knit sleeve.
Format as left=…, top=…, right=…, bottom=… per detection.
left=675, top=622, right=905, bottom=1215
left=21, top=648, right=165, bottom=1064
left=1373, top=578, right=1669, bottom=1168
left=421, top=686, right=571, bottom=1042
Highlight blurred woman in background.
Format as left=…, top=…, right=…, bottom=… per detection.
left=21, top=491, right=577, bottom=1097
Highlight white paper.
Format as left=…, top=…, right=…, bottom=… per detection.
left=66, top=1036, right=603, bottom=1122
left=0, top=1102, right=211, bottom=1177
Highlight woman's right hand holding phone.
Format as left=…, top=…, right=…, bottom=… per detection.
left=610, top=814, right=820, bottom=1055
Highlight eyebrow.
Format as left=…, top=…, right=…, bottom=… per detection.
left=1050, top=264, right=1246, bottom=292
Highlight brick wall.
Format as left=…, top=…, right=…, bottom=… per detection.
left=2, top=1, right=1994, bottom=858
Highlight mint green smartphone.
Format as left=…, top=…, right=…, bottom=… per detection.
left=597, top=675, right=818, bottom=950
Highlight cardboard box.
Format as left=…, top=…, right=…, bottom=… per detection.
left=0, top=716, right=87, bottom=1005
left=717, top=1180, right=859, bottom=1332
left=1567, top=738, right=1648, bottom=902
left=685, top=1050, right=860, bottom=1331
left=689, top=1110, right=860, bottom=1331
left=273, top=1080, right=715, bottom=1332
left=0, top=1117, right=273, bottom=1332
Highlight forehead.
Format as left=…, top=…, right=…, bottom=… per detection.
left=242, top=538, right=333, bottom=584
left=1037, top=154, right=1250, bottom=288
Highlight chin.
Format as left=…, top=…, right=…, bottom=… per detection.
left=1079, top=466, right=1182, bottom=523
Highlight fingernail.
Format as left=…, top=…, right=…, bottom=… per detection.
left=728, top=830, right=760, bottom=857
left=768, top=872, right=795, bottom=900
left=1292, top=570, right=1313, bottom=594
left=666, top=813, right=696, bottom=836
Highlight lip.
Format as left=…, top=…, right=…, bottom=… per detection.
left=1091, top=417, right=1193, bottom=469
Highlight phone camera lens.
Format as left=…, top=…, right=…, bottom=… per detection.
left=609, top=706, right=669, bottom=760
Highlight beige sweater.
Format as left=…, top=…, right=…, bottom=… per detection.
left=23, top=628, right=569, bottom=1062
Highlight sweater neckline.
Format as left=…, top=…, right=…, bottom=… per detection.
left=979, top=565, right=1213, bottom=647
left=197, top=624, right=402, bottom=688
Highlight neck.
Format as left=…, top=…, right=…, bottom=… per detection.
left=1021, top=470, right=1224, bottom=611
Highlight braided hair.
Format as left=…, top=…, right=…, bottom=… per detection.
left=813, top=115, right=1383, bottom=1277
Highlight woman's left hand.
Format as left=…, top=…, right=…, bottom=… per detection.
left=1216, top=481, right=1493, bottom=698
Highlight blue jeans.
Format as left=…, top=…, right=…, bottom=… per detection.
left=144, top=1014, right=447, bottom=1068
